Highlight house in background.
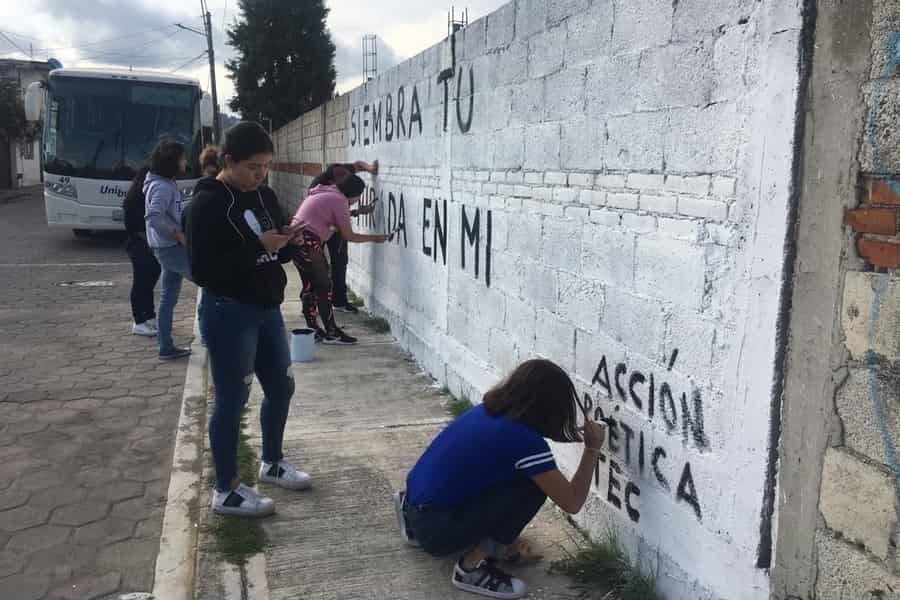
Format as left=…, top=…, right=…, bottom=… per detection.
left=0, top=59, right=51, bottom=189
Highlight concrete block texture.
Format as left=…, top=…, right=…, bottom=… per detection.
left=870, top=0, right=900, bottom=80
left=611, top=0, right=675, bottom=53
left=842, top=272, right=900, bottom=363
left=564, top=1, right=615, bottom=67
left=672, top=0, right=759, bottom=39
left=528, top=24, right=566, bottom=79
left=836, top=367, right=900, bottom=468
left=636, top=40, right=715, bottom=110
left=819, top=447, right=897, bottom=561
left=815, top=529, right=900, bottom=600
left=605, top=111, right=667, bottom=171
left=860, top=78, right=900, bottom=175
left=665, top=103, right=744, bottom=173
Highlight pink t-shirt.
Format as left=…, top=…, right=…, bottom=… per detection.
left=291, top=184, right=351, bottom=243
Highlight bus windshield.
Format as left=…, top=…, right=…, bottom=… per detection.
left=43, top=75, right=201, bottom=181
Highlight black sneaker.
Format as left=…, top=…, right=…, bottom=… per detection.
left=313, top=328, right=327, bottom=344
left=322, top=328, right=357, bottom=345
left=452, top=558, right=527, bottom=599
left=334, top=303, right=360, bottom=314
left=159, top=347, right=191, bottom=361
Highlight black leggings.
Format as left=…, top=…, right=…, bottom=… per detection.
left=125, top=234, right=161, bottom=324
left=292, top=230, right=338, bottom=334
left=404, top=477, right=547, bottom=558
left=327, top=232, right=349, bottom=307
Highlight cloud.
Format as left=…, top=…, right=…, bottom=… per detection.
left=0, top=0, right=508, bottom=108
left=332, top=34, right=402, bottom=91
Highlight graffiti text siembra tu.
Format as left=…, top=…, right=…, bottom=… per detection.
left=582, top=350, right=708, bottom=523
left=350, top=66, right=475, bottom=147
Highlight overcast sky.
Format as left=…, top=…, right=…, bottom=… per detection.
left=0, top=0, right=506, bottom=114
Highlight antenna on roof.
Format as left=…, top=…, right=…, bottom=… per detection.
left=448, top=6, right=469, bottom=37
left=362, top=34, right=377, bottom=82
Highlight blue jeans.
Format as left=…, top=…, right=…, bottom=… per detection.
left=153, top=244, right=192, bottom=354
left=201, top=292, right=295, bottom=492
left=403, top=477, right=546, bottom=558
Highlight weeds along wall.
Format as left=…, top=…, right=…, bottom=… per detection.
left=270, top=1, right=806, bottom=598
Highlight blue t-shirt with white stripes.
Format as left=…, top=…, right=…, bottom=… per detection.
left=406, top=404, right=557, bottom=508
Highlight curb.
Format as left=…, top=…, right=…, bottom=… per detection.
left=150, top=294, right=209, bottom=600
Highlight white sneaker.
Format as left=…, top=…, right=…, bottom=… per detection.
left=452, top=558, right=528, bottom=599
left=393, top=490, right=419, bottom=546
left=258, top=460, right=312, bottom=490
left=147, top=318, right=158, bottom=331
left=132, top=321, right=157, bottom=337
left=211, top=483, right=275, bottom=517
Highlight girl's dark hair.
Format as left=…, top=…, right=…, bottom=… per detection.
left=222, top=121, right=274, bottom=163
left=483, top=359, right=582, bottom=443
left=199, top=144, right=220, bottom=170
left=149, top=140, right=186, bottom=179
left=336, top=173, right=365, bottom=199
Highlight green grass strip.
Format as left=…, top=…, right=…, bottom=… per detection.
left=549, top=528, right=657, bottom=600
left=207, top=394, right=267, bottom=565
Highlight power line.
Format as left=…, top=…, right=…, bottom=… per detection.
left=74, top=30, right=184, bottom=60
left=10, top=24, right=178, bottom=53
left=171, top=50, right=209, bottom=73
left=0, top=29, right=44, bottom=41
left=0, top=31, right=29, bottom=56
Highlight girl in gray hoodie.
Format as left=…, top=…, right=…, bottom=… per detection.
left=144, top=140, right=192, bottom=360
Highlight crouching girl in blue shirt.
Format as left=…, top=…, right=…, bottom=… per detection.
left=394, top=359, right=606, bottom=599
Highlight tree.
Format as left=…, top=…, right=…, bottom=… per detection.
left=0, top=80, right=26, bottom=142
left=226, top=0, right=336, bottom=130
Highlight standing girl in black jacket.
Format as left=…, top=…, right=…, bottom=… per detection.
left=123, top=166, right=160, bottom=337
left=185, top=122, right=308, bottom=517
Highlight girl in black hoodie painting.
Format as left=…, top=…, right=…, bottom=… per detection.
left=185, top=122, right=309, bottom=517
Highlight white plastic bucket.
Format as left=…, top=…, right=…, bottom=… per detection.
left=290, top=328, right=316, bottom=362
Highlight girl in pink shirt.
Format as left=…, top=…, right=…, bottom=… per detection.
left=291, top=174, right=387, bottom=344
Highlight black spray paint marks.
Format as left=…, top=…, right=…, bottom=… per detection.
left=581, top=352, right=705, bottom=524
left=591, top=351, right=709, bottom=451
left=350, top=28, right=475, bottom=145
left=359, top=185, right=493, bottom=288
left=350, top=84, right=425, bottom=147
left=384, top=192, right=408, bottom=248
left=422, top=197, right=448, bottom=265
left=676, top=462, right=702, bottom=520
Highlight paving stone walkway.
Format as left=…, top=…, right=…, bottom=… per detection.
left=0, top=191, right=198, bottom=600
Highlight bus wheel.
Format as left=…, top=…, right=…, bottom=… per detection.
left=72, top=228, right=92, bottom=238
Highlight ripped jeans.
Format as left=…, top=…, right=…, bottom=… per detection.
left=201, top=292, right=295, bottom=492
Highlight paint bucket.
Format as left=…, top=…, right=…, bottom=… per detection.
left=290, top=328, right=316, bottom=362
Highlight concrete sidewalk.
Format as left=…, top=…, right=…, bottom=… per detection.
left=192, top=272, right=588, bottom=600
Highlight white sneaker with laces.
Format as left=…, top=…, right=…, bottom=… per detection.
left=132, top=321, right=157, bottom=337
left=452, top=558, right=528, bottom=599
left=393, top=490, right=419, bottom=547
left=259, top=460, right=312, bottom=490
left=211, top=483, right=275, bottom=517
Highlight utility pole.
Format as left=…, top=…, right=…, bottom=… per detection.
left=176, top=0, right=221, bottom=143
left=203, top=8, right=221, bottom=144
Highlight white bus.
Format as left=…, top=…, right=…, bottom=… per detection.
left=25, top=68, right=213, bottom=236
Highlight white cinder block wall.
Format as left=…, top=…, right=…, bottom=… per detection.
left=270, top=1, right=805, bottom=598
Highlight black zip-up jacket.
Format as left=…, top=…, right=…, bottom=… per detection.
left=184, top=177, right=297, bottom=308
left=123, top=181, right=146, bottom=236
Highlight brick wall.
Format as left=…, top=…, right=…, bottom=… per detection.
left=810, top=1, right=900, bottom=594
left=270, top=1, right=806, bottom=598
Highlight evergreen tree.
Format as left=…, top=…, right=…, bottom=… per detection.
left=226, top=0, right=336, bottom=129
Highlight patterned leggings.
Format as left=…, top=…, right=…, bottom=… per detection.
left=292, top=230, right=338, bottom=334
